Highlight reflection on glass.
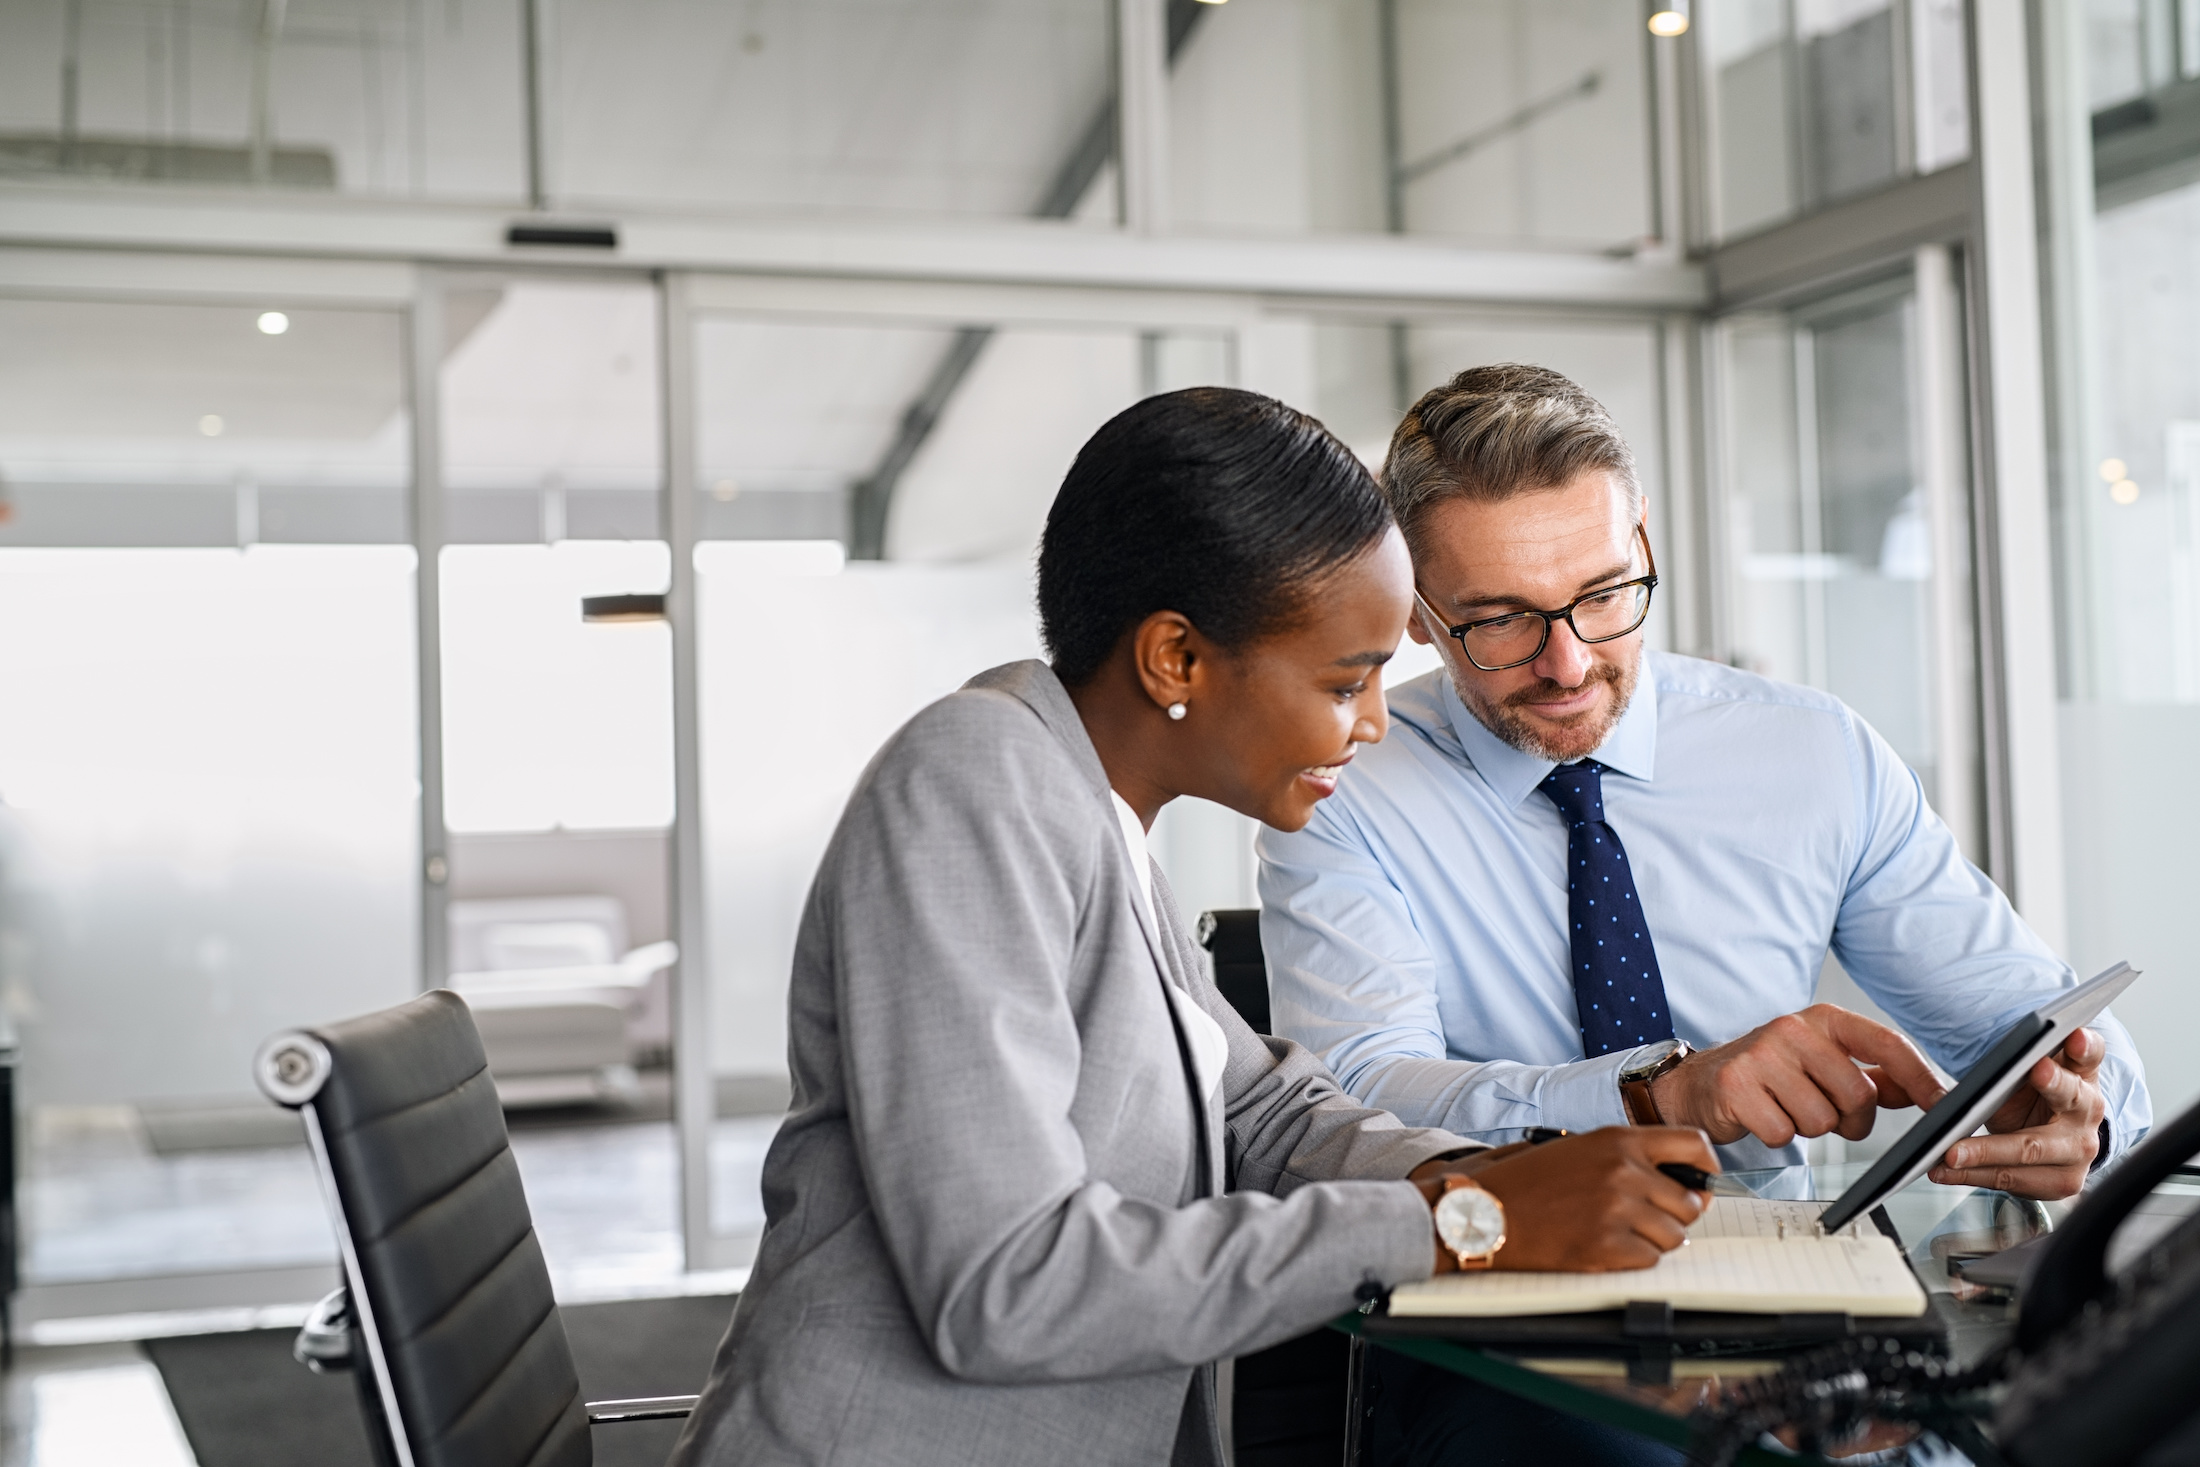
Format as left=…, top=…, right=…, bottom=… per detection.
left=0, top=0, right=525, bottom=198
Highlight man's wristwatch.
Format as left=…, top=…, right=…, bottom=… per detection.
left=1618, top=1038, right=1694, bottom=1126
left=1431, top=1176, right=1507, bottom=1270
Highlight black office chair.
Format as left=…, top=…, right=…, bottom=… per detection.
left=254, top=991, right=696, bottom=1467
left=1197, top=910, right=1357, bottom=1467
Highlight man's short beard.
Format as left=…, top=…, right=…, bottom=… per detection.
left=1453, top=648, right=1641, bottom=764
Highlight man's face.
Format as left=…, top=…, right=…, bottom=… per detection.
left=1404, top=470, right=1647, bottom=763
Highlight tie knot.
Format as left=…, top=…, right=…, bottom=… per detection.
left=1540, top=760, right=1605, bottom=826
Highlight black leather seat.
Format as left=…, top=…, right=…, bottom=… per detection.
left=255, top=991, right=694, bottom=1467
left=1197, top=909, right=1357, bottom=1467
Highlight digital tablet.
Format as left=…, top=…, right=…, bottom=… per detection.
left=1815, top=961, right=2139, bottom=1235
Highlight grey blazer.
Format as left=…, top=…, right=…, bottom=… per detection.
left=667, top=660, right=1472, bottom=1467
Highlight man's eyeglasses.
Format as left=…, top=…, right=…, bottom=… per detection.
left=1416, top=526, right=1659, bottom=673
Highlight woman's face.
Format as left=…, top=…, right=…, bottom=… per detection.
left=1190, top=528, right=1414, bottom=832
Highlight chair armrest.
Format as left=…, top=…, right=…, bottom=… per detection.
left=586, top=1396, right=699, bottom=1424
left=294, top=1287, right=356, bottom=1374
left=617, top=941, right=679, bottom=986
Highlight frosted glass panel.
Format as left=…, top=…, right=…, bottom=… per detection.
left=439, top=541, right=675, bottom=833
left=0, top=545, right=419, bottom=1108
left=697, top=551, right=1043, bottom=1092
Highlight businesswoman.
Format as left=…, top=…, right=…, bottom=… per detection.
left=668, top=389, right=1713, bottom=1467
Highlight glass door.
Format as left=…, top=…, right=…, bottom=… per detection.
left=427, top=271, right=685, bottom=1298
left=665, top=284, right=1242, bottom=1267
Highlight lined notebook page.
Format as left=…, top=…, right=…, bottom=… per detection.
left=1685, top=1197, right=1871, bottom=1242
left=1389, top=1233, right=1926, bottom=1319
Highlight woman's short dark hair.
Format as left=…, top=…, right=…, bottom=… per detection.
left=1038, top=387, right=1392, bottom=686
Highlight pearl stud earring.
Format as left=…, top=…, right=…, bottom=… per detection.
left=1167, top=702, right=1187, bottom=721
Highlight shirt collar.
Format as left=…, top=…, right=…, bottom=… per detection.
left=1436, top=659, right=1660, bottom=808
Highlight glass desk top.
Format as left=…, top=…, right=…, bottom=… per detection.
left=1340, top=1163, right=2200, bottom=1465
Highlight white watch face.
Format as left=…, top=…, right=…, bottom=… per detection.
left=1434, top=1184, right=1506, bottom=1259
left=1620, top=1037, right=1685, bottom=1083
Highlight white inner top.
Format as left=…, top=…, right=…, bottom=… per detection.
left=1110, top=791, right=1228, bottom=1103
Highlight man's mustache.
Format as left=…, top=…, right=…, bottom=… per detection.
left=1501, top=662, right=1623, bottom=713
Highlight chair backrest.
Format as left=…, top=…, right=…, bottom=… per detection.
left=1196, top=908, right=1270, bottom=1034
left=256, top=991, right=590, bottom=1467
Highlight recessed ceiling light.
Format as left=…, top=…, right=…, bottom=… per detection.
left=199, top=414, right=224, bottom=437
left=2099, top=456, right=2128, bottom=482
left=1648, top=8, right=1689, bottom=36
left=2110, top=478, right=2140, bottom=505
left=257, top=311, right=289, bottom=335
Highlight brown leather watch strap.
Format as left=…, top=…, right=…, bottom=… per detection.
left=1620, top=1077, right=1664, bottom=1126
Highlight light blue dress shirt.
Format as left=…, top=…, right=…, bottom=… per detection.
left=1257, top=652, right=2151, bottom=1170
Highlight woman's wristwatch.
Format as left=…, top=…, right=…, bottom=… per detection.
left=1618, top=1038, right=1694, bottom=1125
left=1431, top=1175, right=1507, bottom=1270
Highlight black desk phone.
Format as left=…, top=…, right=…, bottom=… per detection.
left=1686, top=1092, right=2200, bottom=1467
left=1992, top=1090, right=2200, bottom=1466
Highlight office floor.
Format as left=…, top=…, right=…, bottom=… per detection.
left=23, top=1105, right=780, bottom=1299
left=0, top=1342, right=199, bottom=1467
left=8, top=1104, right=779, bottom=1463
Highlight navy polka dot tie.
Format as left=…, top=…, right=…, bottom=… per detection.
left=1540, top=760, right=1674, bottom=1058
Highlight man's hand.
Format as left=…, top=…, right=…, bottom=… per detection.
left=1413, top=1126, right=1719, bottom=1272
left=1648, top=1004, right=1946, bottom=1148
left=1925, top=1027, right=2108, bottom=1200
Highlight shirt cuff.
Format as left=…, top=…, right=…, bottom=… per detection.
left=1523, top=1046, right=1648, bottom=1135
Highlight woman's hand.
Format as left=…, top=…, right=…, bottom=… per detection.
left=1411, top=1126, right=1717, bottom=1273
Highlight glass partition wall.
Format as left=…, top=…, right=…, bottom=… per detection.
left=2039, top=0, right=2200, bottom=1119
left=0, top=285, right=418, bottom=1325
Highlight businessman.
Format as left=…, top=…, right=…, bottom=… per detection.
left=1259, top=363, right=2150, bottom=1200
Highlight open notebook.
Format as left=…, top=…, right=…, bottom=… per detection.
left=1388, top=1197, right=1927, bottom=1319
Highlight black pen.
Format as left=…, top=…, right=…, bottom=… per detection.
left=1658, top=1161, right=1716, bottom=1192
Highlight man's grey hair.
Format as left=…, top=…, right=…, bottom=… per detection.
left=1380, top=363, right=1639, bottom=555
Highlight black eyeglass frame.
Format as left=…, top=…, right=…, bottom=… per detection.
left=1417, top=526, right=1660, bottom=672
